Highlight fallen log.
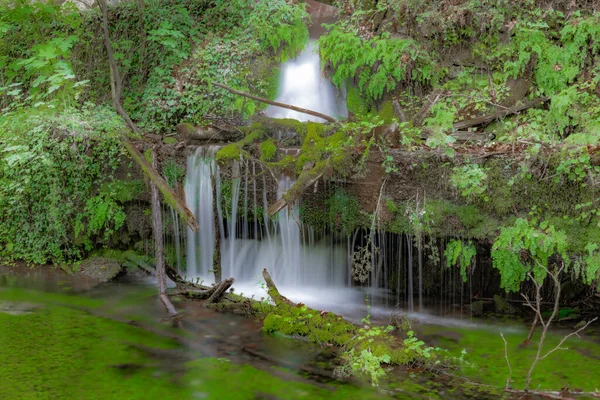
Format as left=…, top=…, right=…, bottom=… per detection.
left=176, top=123, right=242, bottom=142
left=262, top=268, right=295, bottom=306
left=213, top=82, right=337, bottom=123
left=165, top=263, right=191, bottom=286
left=452, top=96, right=549, bottom=131
left=267, top=161, right=327, bottom=216
left=165, top=263, right=234, bottom=303
left=206, top=278, right=234, bottom=304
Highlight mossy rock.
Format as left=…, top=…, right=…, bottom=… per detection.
left=263, top=304, right=355, bottom=346
left=78, top=257, right=123, bottom=282
left=469, top=300, right=486, bottom=316
left=493, top=295, right=518, bottom=315
left=216, top=143, right=242, bottom=164
left=346, top=82, right=371, bottom=116
left=377, top=101, right=395, bottom=124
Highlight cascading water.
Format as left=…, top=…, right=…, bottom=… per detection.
left=181, top=149, right=479, bottom=322
left=179, top=18, right=476, bottom=322
left=265, top=40, right=347, bottom=122
left=184, top=146, right=218, bottom=278
left=183, top=151, right=348, bottom=294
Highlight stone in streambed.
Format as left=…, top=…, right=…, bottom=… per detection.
left=78, top=257, right=123, bottom=283
left=493, top=294, right=518, bottom=315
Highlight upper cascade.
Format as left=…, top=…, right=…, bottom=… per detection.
left=265, top=40, right=347, bottom=122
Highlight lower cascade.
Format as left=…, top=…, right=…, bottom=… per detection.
left=182, top=149, right=473, bottom=319
left=183, top=148, right=348, bottom=297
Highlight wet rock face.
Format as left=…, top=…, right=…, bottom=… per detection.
left=78, top=257, right=123, bottom=282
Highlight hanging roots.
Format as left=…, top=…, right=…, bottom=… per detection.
left=352, top=243, right=378, bottom=283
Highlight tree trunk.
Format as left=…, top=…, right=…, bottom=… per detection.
left=452, top=97, right=549, bottom=130
left=151, top=150, right=177, bottom=315
left=211, top=170, right=222, bottom=283
left=267, top=161, right=327, bottom=216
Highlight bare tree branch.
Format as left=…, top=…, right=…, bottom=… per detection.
left=540, top=317, right=598, bottom=360
left=212, top=82, right=337, bottom=123
left=500, top=332, right=513, bottom=390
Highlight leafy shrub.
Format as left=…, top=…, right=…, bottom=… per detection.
left=0, top=107, right=125, bottom=263
left=491, top=218, right=568, bottom=292
left=450, top=163, right=489, bottom=201
left=319, top=27, right=442, bottom=102
left=445, top=239, right=476, bottom=282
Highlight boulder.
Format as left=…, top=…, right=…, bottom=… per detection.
left=493, top=294, right=518, bottom=315
left=78, top=257, right=123, bottom=282
left=469, top=300, right=486, bottom=316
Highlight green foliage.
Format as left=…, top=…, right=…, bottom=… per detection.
left=0, top=0, right=86, bottom=110
left=74, top=193, right=126, bottom=250
left=0, top=107, right=125, bottom=263
left=450, top=162, right=489, bottom=201
left=259, top=139, right=277, bottom=161
left=139, top=0, right=307, bottom=131
left=1, top=0, right=308, bottom=132
left=319, top=27, right=442, bottom=102
left=492, top=16, right=600, bottom=96
left=491, top=218, right=568, bottom=292
left=581, top=244, right=600, bottom=290
left=342, top=349, right=390, bottom=387
left=327, top=188, right=364, bottom=232
left=554, top=147, right=597, bottom=184
left=162, top=160, right=185, bottom=187
left=445, top=240, right=476, bottom=282
left=403, top=330, right=441, bottom=367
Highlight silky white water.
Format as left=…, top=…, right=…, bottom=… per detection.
left=184, top=151, right=349, bottom=292
left=182, top=150, right=482, bottom=327
left=265, top=40, right=347, bottom=122
left=184, top=146, right=218, bottom=278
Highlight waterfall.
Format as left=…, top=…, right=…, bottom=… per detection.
left=265, top=40, right=347, bottom=122
left=183, top=151, right=348, bottom=294
left=181, top=151, right=481, bottom=320
left=184, top=146, right=219, bottom=278
left=407, top=233, right=414, bottom=312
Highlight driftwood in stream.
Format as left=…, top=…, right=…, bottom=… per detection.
left=165, top=263, right=234, bottom=304
left=213, top=82, right=337, bottom=123
left=169, top=279, right=234, bottom=302
left=165, top=263, right=191, bottom=287
left=98, top=0, right=198, bottom=232
left=206, top=278, right=234, bottom=304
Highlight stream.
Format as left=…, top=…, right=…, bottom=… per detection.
left=2, top=265, right=599, bottom=399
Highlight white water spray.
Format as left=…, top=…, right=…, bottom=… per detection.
left=265, top=40, right=347, bottom=122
